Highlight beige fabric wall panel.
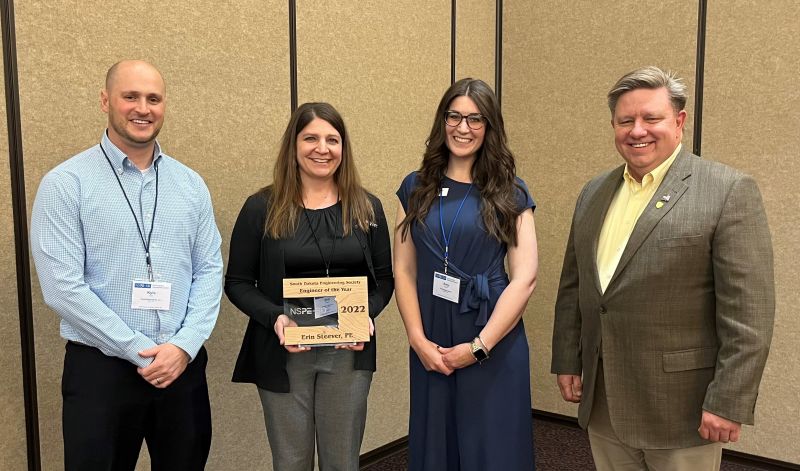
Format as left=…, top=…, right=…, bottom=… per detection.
left=456, top=0, right=496, bottom=88
left=0, top=66, right=28, bottom=469
left=296, top=0, right=451, bottom=454
left=503, top=0, right=697, bottom=418
left=16, top=1, right=289, bottom=469
left=702, top=0, right=800, bottom=464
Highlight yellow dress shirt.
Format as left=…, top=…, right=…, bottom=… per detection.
left=596, top=144, right=682, bottom=293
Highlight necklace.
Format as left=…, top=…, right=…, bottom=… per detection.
left=301, top=198, right=339, bottom=277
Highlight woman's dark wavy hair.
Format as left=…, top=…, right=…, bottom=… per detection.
left=261, top=102, right=373, bottom=238
left=399, top=78, right=523, bottom=246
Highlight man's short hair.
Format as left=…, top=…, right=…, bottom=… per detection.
left=104, top=60, right=163, bottom=92
left=105, top=62, right=122, bottom=91
left=607, top=66, right=687, bottom=116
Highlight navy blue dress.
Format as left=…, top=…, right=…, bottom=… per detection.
left=397, top=172, right=536, bottom=471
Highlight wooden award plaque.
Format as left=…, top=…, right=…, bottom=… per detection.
left=282, top=276, right=370, bottom=346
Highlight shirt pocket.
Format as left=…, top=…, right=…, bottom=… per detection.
left=662, top=346, right=718, bottom=372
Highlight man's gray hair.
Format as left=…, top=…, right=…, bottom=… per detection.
left=607, top=66, right=687, bottom=116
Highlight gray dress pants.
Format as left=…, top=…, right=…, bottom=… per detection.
left=258, top=348, right=373, bottom=471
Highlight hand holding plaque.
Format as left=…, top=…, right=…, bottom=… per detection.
left=335, top=317, right=375, bottom=351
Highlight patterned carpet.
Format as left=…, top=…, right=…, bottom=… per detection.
left=361, top=415, right=786, bottom=470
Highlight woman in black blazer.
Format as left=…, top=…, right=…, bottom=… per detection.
left=225, top=102, right=393, bottom=471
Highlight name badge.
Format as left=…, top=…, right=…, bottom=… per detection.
left=131, top=280, right=172, bottom=311
left=313, top=296, right=339, bottom=319
left=432, top=271, right=460, bottom=303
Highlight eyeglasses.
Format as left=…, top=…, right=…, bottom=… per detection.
left=444, top=111, right=486, bottom=130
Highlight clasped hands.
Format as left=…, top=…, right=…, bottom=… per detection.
left=556, top=374, right=742, bottom=443
left=413, top=338, right=476, bottom=375
left=274, top=314, right=375, bottom=353
left=137, top=343, right=190, bottom=389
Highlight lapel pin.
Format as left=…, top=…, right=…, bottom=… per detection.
left=655, top=201, right=665, bottom=209
left=660, top=195, right=671, bottom=202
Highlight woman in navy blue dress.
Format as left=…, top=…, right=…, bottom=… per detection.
left=394, top=78, right=538, bottom=470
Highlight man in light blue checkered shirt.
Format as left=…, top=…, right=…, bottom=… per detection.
left=30, top=60, right=223, bottom=470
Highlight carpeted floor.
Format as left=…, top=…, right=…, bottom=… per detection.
left=361, top=416, right=784, bottom=470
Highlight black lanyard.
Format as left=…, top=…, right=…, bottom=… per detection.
left=301, top=203, right=338, bottom=277
left=100, top=143, right=159, bottom=281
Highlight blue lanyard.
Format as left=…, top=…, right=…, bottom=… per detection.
left=439, top=183, right=472, bottom=274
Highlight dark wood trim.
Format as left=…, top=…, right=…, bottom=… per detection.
left=359, top=411, right=799, bottom=469
left=494, top=0, right=503, bottom=106
left=288, top=0, right=297, bottom=111
left=1, top=0, right=41, bottom=469
left=723, top=449, right=800, bottom=470
left=531, top=409, right=800, bottom=470
left=692, top=0, right=707, bottom=156
left=359, top=435, right=408, bottom=468
left=532, top=408, right=580, bottom=427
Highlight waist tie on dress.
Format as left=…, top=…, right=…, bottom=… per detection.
left=417, top=229, right=507, bottom=326
left=455, top=257, right=507, bottom=326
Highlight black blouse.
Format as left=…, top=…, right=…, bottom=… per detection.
left=225, top=189, right=394, bottom=392
left=284, top=202, right=367, bottom=278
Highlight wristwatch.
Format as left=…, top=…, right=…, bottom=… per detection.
left=470, top=337, right=489, bottom=364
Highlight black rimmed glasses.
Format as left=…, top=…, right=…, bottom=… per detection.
left=444, top=111, right=486, bottom=130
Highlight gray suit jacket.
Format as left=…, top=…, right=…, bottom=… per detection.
left=551, top=149, right=775, bottom=449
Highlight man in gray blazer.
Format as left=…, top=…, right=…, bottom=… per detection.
left=551, top=66, right=774, bottom=470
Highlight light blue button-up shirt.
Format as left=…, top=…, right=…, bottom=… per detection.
left=31, top=132, right=223, bottom=367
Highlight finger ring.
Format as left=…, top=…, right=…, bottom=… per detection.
left=155, top=378, right=161, bottom=384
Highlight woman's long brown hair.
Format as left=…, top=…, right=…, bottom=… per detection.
left=262, top=102, right=374, bottom=238
left=398, top=78, right=524, bottom=246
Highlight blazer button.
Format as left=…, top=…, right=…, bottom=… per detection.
left=599, top=306, right=607, bottom=314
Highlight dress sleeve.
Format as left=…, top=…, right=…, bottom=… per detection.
left=395, top=171, right=418, bottom=211
left=514, top=176, right=536, bottom=213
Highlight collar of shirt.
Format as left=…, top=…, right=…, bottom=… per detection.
left=622, top=143, right=682, bottom=193
left=101, top=130, right=164, bottom=174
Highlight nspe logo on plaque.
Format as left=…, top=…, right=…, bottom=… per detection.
left=284, top=296, right=339, bottom=327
